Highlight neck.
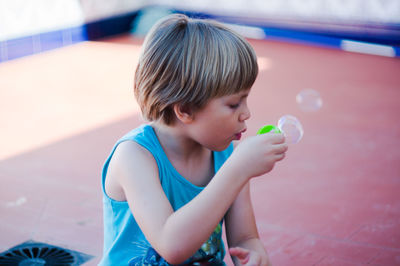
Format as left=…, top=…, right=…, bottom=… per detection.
left=151, top=122, right=209, bottom=161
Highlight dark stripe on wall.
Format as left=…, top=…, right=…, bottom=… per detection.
left=1, top=7, right=399, bottom=63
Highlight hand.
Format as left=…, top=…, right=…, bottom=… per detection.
left=228, top=133, right=288, bottom=179
left=229, top=247, right=271, bottom=266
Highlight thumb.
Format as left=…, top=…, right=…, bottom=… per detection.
left=229, top=247, right=250, bottom=264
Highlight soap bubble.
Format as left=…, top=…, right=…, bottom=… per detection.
left=277, top=115, right=304, bottom=144
left=296, top=89, right=323, bottom=112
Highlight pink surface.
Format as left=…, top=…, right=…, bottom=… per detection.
left=0, top=35, right=399, bottom=265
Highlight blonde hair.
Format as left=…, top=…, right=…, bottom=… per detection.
left=134, top=14, right=258, bottom=125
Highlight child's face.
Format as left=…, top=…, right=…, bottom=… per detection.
left=187, top=89, right=251, bottom=151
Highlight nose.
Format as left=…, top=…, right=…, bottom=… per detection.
left=239, top=103, right=251, bottom=122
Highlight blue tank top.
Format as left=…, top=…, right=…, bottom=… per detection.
left=99, top=124, right=233, bottom=265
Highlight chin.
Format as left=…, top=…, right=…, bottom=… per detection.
left=210, top=142, right=231, bottom=152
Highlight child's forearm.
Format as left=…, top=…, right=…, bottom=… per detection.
left=159, top=133, right=287, bottom=260
left=156, top=159, right=249, bottom=264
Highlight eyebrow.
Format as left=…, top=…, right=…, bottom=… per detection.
left=237, top=92, right=249, bottom=100
left=224, top=90, right=249, bottom=101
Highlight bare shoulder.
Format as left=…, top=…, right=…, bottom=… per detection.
left=114, top=140, right=155, bottom=163
left=105, top=140, right=159, bottom=201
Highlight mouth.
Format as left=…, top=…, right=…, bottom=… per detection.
left=234, top=128, right=247, bottom=141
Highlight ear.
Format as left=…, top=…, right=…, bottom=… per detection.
left=173, top=104, right=194, bottom=124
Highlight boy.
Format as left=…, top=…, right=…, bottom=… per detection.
left=100, top=14, right=287, bottom=265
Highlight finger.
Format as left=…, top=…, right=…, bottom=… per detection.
left=229, top=247, right=250, bottom=264
left=265, top=133, right=285, bottom=144
left=274, top=143, right=288, bottom=154
left=257, top=133, right=285, bottom=144
left=275, top=152, right=286, bottom=162
left=229, top=247, right=249, bottom=257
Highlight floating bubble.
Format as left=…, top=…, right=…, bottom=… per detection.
left=277, top=115, right=304, bottom=144
left=296, top=89, right=323, bottom=112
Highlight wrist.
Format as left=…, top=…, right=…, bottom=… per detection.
left=223, top=155, right=250, bottom=184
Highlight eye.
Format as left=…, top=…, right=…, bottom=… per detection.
left=229, top=103, right=240, bottom=109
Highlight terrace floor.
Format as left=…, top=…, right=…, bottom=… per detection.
left=0, top=34, right=399, bottom=265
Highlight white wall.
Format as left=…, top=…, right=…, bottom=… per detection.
left=78, top=0, right=149, bottom=22
left=0, top=0, right=82, bottom=41
left=157, top=0, right=400, bottom=24
left=0, top=0, right=148, bottom=41
left=1, top=0, right=399, bottom=42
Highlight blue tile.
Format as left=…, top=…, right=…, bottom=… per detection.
left=6, top=36, right=34, bottom=60
left=0, top=41, right=8, bottom=62
left=263, top=27, right=342, bottom=49
left=395, top=46, right=400, bottom=57
left=40, top=30, right=64, bottom=52
left=70, top=26, right=88, bottom=43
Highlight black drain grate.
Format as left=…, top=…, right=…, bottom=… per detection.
left=0, top=240, right=93, bottom=265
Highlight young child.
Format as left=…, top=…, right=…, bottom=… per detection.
left=100, top=14, right=287, bottom=265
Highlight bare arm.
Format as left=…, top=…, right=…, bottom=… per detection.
left=109, top=133, right=286, bottom=264
left=225, top=183, right=271, bottom=265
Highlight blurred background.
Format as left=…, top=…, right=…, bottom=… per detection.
left=1, top=0, right=399, bottom=62
left=1, top=1, right=399, bottom=266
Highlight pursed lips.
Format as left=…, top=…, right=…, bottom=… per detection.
left=234, top=128, right=247, bottom=140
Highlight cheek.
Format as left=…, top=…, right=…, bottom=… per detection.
left=208, top=116, right=233, bottom=131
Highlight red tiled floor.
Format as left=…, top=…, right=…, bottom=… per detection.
left=316, top=256, right=366, bottom=266
left=1, top=34, right=399, bottom=265
left=284, top=235, right=381, bottom=264
left=350, top=223, right=400, bottom=250
left=368, top=250, right=400, bottom=266
left=258, top=226, right=303, bottom=253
